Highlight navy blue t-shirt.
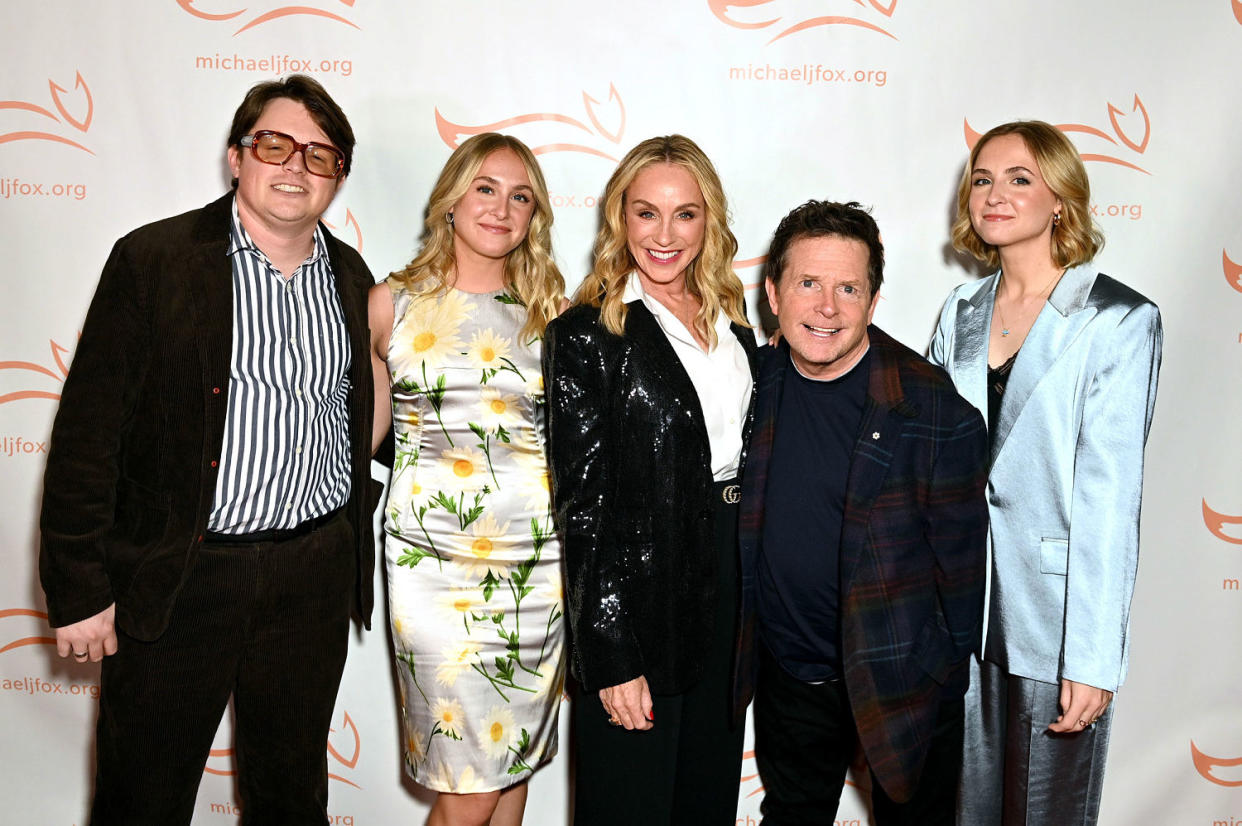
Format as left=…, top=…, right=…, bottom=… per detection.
left=757, top=348, right=870, bottom=682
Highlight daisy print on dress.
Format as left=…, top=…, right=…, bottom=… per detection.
left=478, top=704, right=539, bottom=777
left=394, top=288, right=470, bottom=369
left=523, top=525, right=562, bottom=675
left=467, top=327, right=526, bottom=386
left=438, top=587, right=485, bottom=634
left=401, top=705, right=426, bottom=768
left=414, top=445, right=488, bottom=545
left=381, top=279, right=563, bottom=791
left=393, top=615, right=432, bottom=706
left=388, top=434, right=447, bottom=570
left=466, top=526, right=558, bottom=703
left=457, top=514, right=513, bottom=581
left=390, top=289, right=470, bottom=445
left=477, top=388, right=522, bottom=431
left=510, top=446, right=553, bottom=515
left=531, top=646, right=566, bottom=702
left=425, top=761, right=484, bottom=794
left=436, top=639, right=482, bottom=688
left=427, top=697, right=466, bottom=754
left=468, top=386, right=525, bottom=490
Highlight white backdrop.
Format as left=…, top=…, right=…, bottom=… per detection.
left=2, top=2, right=1241, bottom=824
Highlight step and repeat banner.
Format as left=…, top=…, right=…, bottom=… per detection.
left=2, top=2, right=1240, bottom=824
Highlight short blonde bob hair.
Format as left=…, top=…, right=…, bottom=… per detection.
left=572, top=134, right=748, bottom=347
left=951, top=120, right=1104, bottom=271
left=391, top=133, right=564, bottom=342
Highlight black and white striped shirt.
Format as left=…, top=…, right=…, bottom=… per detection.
left=207, top=202, right=352, bottom=533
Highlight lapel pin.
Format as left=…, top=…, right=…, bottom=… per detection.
left=872, top=432, right=880, bottom=439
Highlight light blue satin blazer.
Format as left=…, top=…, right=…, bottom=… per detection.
left=928, top=264, right=1161, bottom=692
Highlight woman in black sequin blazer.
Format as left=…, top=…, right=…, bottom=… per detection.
left=544, top=135, right=758, bottom=824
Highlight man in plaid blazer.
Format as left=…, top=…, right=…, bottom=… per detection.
left=734, top=200, right=988, bottom=825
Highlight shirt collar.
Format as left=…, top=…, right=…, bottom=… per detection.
left=227, top=197, right=327, bottom=270
left=622, top=272, right=732, bottom=351
left=788, top=342, right=871, bottom=382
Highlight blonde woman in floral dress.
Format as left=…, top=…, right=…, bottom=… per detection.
left=368, top=133, right=566, bottom=826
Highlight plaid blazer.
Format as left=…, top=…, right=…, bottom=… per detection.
left=734, top=326, right=988, bottom=803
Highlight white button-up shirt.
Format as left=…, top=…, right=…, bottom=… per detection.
left=623, top=273, right=753, bottom=481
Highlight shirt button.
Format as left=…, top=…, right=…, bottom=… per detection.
left=295, top=447, right=303, bottom=454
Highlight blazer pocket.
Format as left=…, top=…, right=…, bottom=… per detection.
left=108, top=477, right=175, bottom=596
left=912, top=614, right=953, bottom=685
left=1039, top=537, right=1069, bottom=575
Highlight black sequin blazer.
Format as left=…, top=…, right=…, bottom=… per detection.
left=543, top=300, right=758, bottom=694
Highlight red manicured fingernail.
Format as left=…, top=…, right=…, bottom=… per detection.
left=647, top=711, right=654, bottom=721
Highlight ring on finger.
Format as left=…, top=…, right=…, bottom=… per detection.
left=608, top=716, right=621, bottom=727
left=72, top=651, right=88, bottom=659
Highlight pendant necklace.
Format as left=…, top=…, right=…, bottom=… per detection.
left=995, top=269, right=1063, bottom=337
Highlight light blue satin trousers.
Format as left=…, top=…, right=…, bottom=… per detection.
left=957, top=657, right=1113, bottom=825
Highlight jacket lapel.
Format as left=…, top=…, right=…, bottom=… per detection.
left=322, top=224, right=372, bottom=486
left=739, top=344, right=786, bottom=564
left=839, top=329, right=918, bottom=589
left=324, top=225, right=370, bottom=348
left=951, top=275, right=997, bottom=420
left=625, top=301, right=711, bottom=448
left=183, top=195, right=236, bottom=400
left=991, top=265, right=1098, bottom=464
left=731, top=321, right=760, bottom=467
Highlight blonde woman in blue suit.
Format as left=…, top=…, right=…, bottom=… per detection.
left=929, top=120, right=1161, bottom=825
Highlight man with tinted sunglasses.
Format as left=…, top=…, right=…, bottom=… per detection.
left=39, top=75, right=380, bottom=825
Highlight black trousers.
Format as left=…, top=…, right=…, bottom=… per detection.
left=571, top=481, right=744, bottom=826
left=755, top=646, right=964, bottom=826
left=89, top=514, right=355, bottom=826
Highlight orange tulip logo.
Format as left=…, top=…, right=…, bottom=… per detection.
left=323, top=208, right=363, bottom=253
left=739, top=748, right=764, bottom=798
left=1191, top=741, right=1242, bottom=787
left=205, top=710, right=362, bottom=787
left=326, top=710, right=362, bottom=788
left=0, top=608, right=57, bottom=656
left=1202, top=500, right=1242, bottom=545
left=435, top=84, right=626, bottom=161
left=177, top=0, right=360, bottom=35
left=709, top=0, right=899, bottom=43
left=0, top=72, right=94, bottom=154
left=736, top=254, right=768, bottom=291
left=1234, top=0, right=1242, bottom=25
left=1224, top=250, right=1242, bottom=294
left=0, top=338, right=73, bottom=407
left=965, top=95, right=1152, bottom=174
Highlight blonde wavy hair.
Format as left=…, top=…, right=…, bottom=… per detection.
left=951, top=120, right=1104, bottom=271
left=572, top=135, right=748, bottom=347
left=390, top=133, right=564, bottom=342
